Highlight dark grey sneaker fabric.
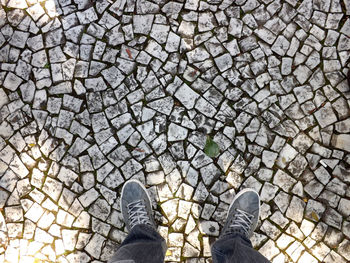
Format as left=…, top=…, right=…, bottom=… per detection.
left=221, top=189, right=260, bottom=238
left=120, top=180, right=156, bottom=231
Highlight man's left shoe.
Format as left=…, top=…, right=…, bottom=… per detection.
left=120, top=179, right=156, bottom=231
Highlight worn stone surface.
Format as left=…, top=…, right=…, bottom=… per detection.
left=0, top=0, right=349, bottom=262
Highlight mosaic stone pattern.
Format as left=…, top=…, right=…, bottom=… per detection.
left=0, top=0, right=350, bottom=262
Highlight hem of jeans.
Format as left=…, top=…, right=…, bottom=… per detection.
left=132, top=224, right=167, bottom=249
left=221, top=229, right=246, bottom=237
left=132, top=223, right=157, bottom=233
left=220, top=230, right=251, bottom=243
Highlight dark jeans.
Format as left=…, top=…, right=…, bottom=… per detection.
left=108, top=225, right=271, bottom=263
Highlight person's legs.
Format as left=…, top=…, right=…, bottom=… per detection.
left=108, top=224, right=166, bottom=263
left=211, top=233, right=270, bottom=263
left=211, top=188, right=271, bottom=263
left=108, top=180, right=167, bottom=263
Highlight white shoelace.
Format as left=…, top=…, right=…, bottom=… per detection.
left=229, top=209, right=254, bottom=236
left=127, top=200, right=152, bottom=229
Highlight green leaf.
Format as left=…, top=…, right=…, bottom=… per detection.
left=204, top=136, right=220, bottom=158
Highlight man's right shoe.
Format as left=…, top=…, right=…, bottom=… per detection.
left=220, top=188, right=260, bottom=238
left=120, top=179, right=156, bottom=231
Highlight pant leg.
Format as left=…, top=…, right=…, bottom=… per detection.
left=108, top=224, right=167, bottom=263
left=211, top=232, right=271, bottom=263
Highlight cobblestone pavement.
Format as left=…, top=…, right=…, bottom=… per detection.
left=0, top=0, right=350, bottom=262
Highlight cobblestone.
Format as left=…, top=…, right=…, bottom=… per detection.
left=0, top=0, right=349, bottom=261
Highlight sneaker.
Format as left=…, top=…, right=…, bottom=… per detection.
left=120, top=179, right=156, bottom=231
left=220, top=188, right=260, bottom=238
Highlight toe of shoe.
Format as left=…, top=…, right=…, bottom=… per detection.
left=122, top=181, right=147, bottom=202
left=236, top=191, right=260, bottom=215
